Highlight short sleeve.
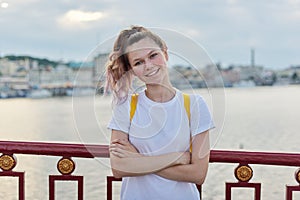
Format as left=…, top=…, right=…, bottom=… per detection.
left=107, top=99, right=131, bottom=134
left=190, top=95, right=215, bottom=137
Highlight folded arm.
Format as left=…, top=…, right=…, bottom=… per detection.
left=155, top=131, right=210, bottom=185
left=109, top=129, right=190, bottom=178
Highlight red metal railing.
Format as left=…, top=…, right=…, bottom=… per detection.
left=0, top=141, right=108, bottom=200
left=0, top=140, right=300, bottom=200
left=210, top=150, right=300, bottom=200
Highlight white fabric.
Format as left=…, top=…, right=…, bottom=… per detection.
left=108, top=89, right=214, bottom=200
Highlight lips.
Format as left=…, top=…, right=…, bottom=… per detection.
left=145, top=68, right=160, bottom=77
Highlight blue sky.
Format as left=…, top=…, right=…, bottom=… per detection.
left=0, top=0, right=299, bottom=69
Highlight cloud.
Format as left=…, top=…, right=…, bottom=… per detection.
left=1, top=0, right=299, bottom=68
left=0, top=2, right=9, bottom=8
left=58, top=10, right=107, bottom=29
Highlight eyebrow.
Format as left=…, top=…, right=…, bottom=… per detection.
left=131, top=49, right=158, bottom=63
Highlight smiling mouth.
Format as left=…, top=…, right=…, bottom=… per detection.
left=145, top=68, right=160, bottom=77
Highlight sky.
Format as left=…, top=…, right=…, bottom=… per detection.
left=0, top=0, right=300, bottom=70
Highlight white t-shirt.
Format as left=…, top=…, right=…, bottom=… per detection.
left=108, top=89, right=214, bottom=200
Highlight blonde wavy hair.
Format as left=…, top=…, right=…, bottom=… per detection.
left=105, top=25, right=167, bottom=104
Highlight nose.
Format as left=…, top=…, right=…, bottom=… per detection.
left=144, top=58, right=153, bottom=70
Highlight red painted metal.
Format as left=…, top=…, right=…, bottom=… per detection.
left=0, top=171, right=24, bottom=200
left=106, top=176, right=113, bottom=200
left=286, top=185, right=300, bottom=200
left=0, top=141, right=300, bottom=166
left=196, top=184, right=202, bottom=199
left=107, top=176, right=122, bottom=200
left=1, top=140, right=300, bottom=199
left=49, top=175, right=83, bottom=200
left=0, top=141, right=109, bottom=158
left=210, top=150, right=300, bottom=166
left=226, top=182, right=261, bottom=200
left=1, top=141, right=300, bottom=166
left=295, top=169, right=300, bottom=184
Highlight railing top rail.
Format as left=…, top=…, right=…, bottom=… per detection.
left=210, top=150, right=300, bottom=167
left=0, top=141, right=109, bottom=158
left=0, top=141, right=300, bottom=166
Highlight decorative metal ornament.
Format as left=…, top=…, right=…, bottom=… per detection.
left=0, top=154, right=16, bottom=171
left=57, top=157, right=75, bottom=175
left=235, top=164, right=253, bottom=182
left=295, top=168, right=300, bottom=184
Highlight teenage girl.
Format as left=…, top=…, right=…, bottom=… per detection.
left=106, top=25, right=214, bottom=200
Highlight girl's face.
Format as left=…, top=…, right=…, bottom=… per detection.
left=126, top=37, right=169, bottom=85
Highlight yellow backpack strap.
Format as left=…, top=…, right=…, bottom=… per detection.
left=183, top=93, right=192, bottom=152
left=130, top=94, right=138, bottom=122
left=183, top=93, right=191, bottom=122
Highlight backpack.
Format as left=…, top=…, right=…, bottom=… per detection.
left=129, top=93, right=192, bottom=152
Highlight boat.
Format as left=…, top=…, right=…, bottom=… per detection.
left=27, top=88, right=52, bottom=99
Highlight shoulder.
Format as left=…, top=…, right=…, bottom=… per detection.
left=128, top=89, right=145, bottom=100
left=112, top=95, right=131, bottom=113
left=185, top=93, right=207, bottom=106
left=113, top=91, right=145, bottom=110
left=187, top=93, right=211, bottom=115
left=174, top=90, right=207, bottom=106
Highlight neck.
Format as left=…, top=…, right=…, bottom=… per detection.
left=145, top=84, right=176, bottom=103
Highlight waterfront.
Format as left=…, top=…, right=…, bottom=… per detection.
left=0, top=85, right=300, bottom=199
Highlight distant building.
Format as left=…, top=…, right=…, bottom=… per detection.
left=93, top=53, right=109, bottom=79
left=169, top=65, right=206, bottom=89
left=221, top=67, right=239, bottom=87
left=93, top=53, right=109, bottom=93
left=0, top=58, right=19, bottom=76
left=234, top=65, right=263, bottom=81
left=276, top=65, right=300, bottom=84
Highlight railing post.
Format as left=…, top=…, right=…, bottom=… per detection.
left=225, top=164, right=261, bottom=200
left=49, top=175, right=83, bottom=200
left=107, top=176, right=113, bottom=200
left=0, top=171, right=25, bottom=200
left=0, top=154, right=25, bottom=200
left=107, top=176, right=122, bottom=200
left=196, top=184, right=202, bottom=199
left=19, top=172, right=25, bottom=200
left=286, top=168, right=300, bottom=200
left=49, top=157, right=83, bottom=200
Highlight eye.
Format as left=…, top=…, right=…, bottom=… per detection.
left=134, top=61, right=143, bottom=66
left=150, top=53, right=158, bottom=59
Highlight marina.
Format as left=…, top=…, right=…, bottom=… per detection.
left=1, top=53, right=300, bottom=100
left=0, top=86, right=299, bottom=199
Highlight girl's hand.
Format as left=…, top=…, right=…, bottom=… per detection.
left=110, top=139, right=141, bottom=158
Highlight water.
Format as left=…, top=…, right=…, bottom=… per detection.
left=0, top=85, right=300, bottom=199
